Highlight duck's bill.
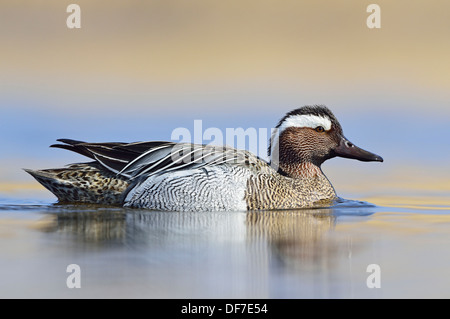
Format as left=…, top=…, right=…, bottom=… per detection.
left=334, top=137, right=384, bottom=162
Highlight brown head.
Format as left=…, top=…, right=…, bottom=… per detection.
left=269, top=105, right=383, bottom=178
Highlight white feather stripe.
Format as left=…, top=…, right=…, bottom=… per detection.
left=128, top=146, right=187, bottom=174
left=129, top=146, right=209, bottom=179
left=279, top=114, right=332, bottom=132
left=118, top=144, right=173, bottom=175
left=93, top=155, right=122, bottom=175
left=90, top=151, right=129, bottom=163
left=128, top=146, right=250, bottom=179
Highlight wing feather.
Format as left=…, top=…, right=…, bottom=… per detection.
left=50, top=139, right=270, bottom=179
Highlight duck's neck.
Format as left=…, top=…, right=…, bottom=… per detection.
left=279, top=162, right=324, bottom=179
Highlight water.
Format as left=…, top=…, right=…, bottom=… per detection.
left=1, top=190, right=450, bottom=299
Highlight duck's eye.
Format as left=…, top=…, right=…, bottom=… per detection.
left=315, top=126, right=325, bottom=133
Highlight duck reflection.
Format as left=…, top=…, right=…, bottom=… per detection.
left=42, top=203, right=365, bottom=267
left=246, top=209, right=338, bottom=268
left=42, top=204, right=129, bottom=244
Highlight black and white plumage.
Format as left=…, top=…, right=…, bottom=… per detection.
left=25, top=105, right=383, bottom=211
left=51, top=139, right=268, bottom=179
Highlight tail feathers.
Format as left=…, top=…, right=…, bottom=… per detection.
left=24, top=164, right=129, bottom=205
left=24, top=168, right=78, bottom=202
left=50, top=139, right=94, bottom=160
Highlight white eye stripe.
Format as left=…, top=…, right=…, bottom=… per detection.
left=278, top=114, right=332, bottom=132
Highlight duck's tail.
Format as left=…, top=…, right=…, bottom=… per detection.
left=24, top=162, right=130, bottom=205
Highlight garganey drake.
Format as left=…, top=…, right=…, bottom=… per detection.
left=25, top=105, right=383, bottom=211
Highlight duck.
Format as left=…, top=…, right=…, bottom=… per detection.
left=25, top=105, right=383, bottom=211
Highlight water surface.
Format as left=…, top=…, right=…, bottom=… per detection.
left=1, top=187, right=449, bottom=299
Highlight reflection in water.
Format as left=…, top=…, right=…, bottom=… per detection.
left=43, top=202, right=374, bottom=271
left=52, top=211, right=127, bottom=244
left=4, top=188, right=450, bottom=297
left=246, top=210, right=337, bottom=268
left=37, top=204, right=129, bottom=244
left=0, top=200, right=381, bottom=298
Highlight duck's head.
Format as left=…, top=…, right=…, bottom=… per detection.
left=269, top=105, right=383, bottom=177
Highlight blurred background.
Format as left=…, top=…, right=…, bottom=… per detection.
left=1, top=0, right=449, bottom=203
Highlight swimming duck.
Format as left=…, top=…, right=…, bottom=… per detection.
left=25, top=105, right=383, bottom=211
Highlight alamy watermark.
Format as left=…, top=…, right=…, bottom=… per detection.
left=366, top=4, right=381, bottom=29
left=66, top=4, right=81, bottom=29
left=366, top=263, right=381, bottom=288
left=65, top=4, right=381, bottom=30
left=66, top=264, right=81, bottom=288
left=167, top=120, right=282, bottom=171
